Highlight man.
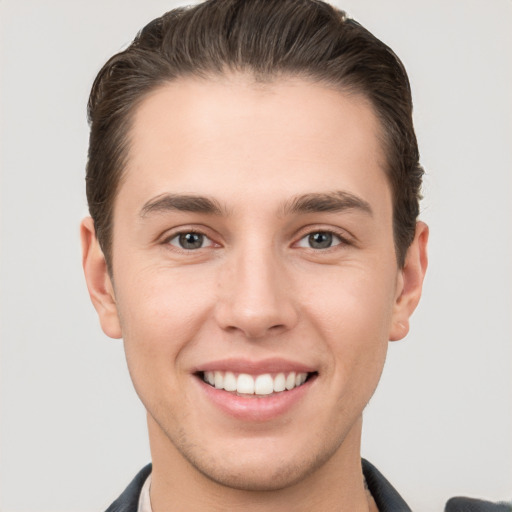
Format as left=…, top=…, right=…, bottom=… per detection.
left=79, top=1, right=507, bottom=511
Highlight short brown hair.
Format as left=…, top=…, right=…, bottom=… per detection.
left=86, top=0, right=423, bottom=270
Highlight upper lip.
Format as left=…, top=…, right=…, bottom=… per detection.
left=193, top=358, right=317, bottom=375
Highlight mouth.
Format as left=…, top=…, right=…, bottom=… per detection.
left=197, top=370, right=318, bottom=397
left=193, top=359, right=319, bottom=420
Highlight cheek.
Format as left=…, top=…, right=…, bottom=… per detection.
left=303, top=264, right=397, bottom=338
left=301, top=265, right=396, bottom=385
left=117, top=261, right=211, bottom=328
left=114, top=266, right=215, bottom=380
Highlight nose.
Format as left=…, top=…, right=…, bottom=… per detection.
left=214, top=245, right=299, bottom=340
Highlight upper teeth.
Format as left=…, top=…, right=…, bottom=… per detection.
left=203, top=371, right=308, bottom=395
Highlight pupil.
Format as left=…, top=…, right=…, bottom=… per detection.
left=309, top=232, right=332, bottom=249
left=179, top=233, right=203, bottom=249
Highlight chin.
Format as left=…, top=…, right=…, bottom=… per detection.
left=172, top=430, right=342, bottom=492
left=192, top=457, right=320, bottom=492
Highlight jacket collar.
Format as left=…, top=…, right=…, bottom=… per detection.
left=105, top=460, right=411, bottom=512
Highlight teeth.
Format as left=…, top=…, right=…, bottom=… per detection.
left=237, top=373, right=255, bottom=394
left=285, top=372, right=296, bottom=390
left=254, top=374, right=274, bottom=395
left=214, top=371, right=224, bottom=389
left=202, top=370, right=309, bottom=395
left=273, top=373, right=286, bottom=392
left=223, top=371, right=237, bottom=391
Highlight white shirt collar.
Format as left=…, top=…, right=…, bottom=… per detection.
left=137, top=474, right=153, bottom=512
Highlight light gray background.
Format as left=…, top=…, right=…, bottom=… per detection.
left=1, top=1, right=511, bottom=511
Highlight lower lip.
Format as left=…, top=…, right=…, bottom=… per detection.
left=196, top=375, right=316, bottom=422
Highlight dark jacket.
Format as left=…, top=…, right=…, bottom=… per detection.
left=104, top=460, right=511, bottom=512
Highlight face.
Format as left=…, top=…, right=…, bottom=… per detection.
left=83, top=75, right=427, bottom=492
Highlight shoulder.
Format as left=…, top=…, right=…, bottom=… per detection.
left=362, top=460, right=512, bottom=512
left=362, top=459, right=412, bottom=512
left=445, top=497, right=512, bottom=512
left=104, top=464, right=152, bottom=512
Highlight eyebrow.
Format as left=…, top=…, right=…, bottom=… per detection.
left=140, top=190, right=372, bottom=219
left=282, top=191, right=373, bottom=216
left=140, top=193, right=224, bottom=217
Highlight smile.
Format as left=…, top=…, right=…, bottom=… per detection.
left=201, top=371, right=310, bottom=396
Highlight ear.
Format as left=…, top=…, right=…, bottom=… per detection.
left=80, top=217, right=122, bottom=339
left=389, top=221, right=429, bottom=341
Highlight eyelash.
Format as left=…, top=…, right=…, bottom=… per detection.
left=294, top=224, right=354, bottom=252
left=165, top=230, right=217, bottom=251
left=295, top=230, right=345, bottom=250
left=162, top=227, right=352, bottom=252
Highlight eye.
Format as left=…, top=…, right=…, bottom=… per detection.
left=296, top=231, right=343, bottom=249
left=168, top=232, right=212, bottom=250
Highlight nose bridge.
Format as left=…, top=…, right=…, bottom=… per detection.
left=215, top=237, right=297, bottom=338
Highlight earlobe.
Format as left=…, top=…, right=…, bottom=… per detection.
left=389, top=221, right=429, bottom=341
left=80, top=217, right=122, bottom=339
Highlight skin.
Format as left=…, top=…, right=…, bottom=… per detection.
left=82, top=75, right=428, bottom=511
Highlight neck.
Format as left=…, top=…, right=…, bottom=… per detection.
left=147, top=414, right=375, bottom=512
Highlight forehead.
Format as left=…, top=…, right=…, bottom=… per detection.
left=120, top=75, right=390, bottom=215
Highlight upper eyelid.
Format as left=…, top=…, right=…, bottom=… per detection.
left=294, top=230, right=346, bottom=249
left=160, top=225, right=217, bottom=242
left=299, top=230, right=343, bottom=240
left=292, top=225, right=354, bottom=244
